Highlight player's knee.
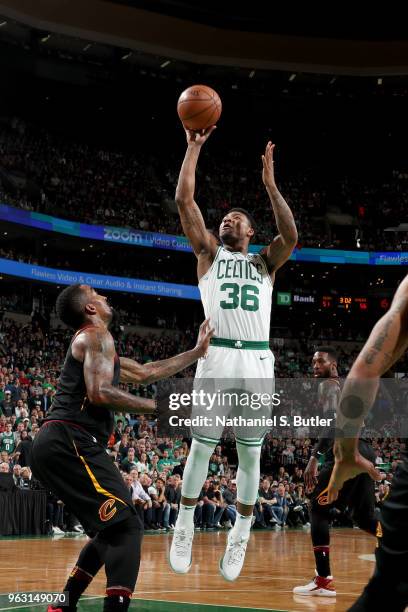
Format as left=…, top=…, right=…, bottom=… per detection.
left=310, top=502, right=330, bottom=522
left=190, top=438, right=217, bottom=461
left=236, top=442, right=261, bottom=473
left=183, top=438, right=215, bottom=473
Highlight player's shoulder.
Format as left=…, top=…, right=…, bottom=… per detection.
left=72, top=326, right=113, bottom=354
left=320, top=377, right=341, bottom=392
left=249, top=249, right=270, bottom=266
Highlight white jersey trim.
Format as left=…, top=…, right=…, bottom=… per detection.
left=256, top=251, right=274, bottom=288
left=198, top=245, right=222, bottom=287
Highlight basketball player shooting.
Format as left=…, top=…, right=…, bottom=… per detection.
left=31, top=284, right=213, bottom=612
left=293, top=348, right=377, bottom=598
left=327, top=274, right=408, bottom=611
left=169, top=128, right=298, bottom=581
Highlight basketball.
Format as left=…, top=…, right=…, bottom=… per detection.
left=177, top=84, right=222, bottom=131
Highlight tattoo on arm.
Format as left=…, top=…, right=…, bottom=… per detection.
left=84, top=333, right=154, bottom=414
left=175, top=145, right=217, bottom=257
left=262, top=188, right=298, bottom=272
left=360, top=294, right=408, bottom=370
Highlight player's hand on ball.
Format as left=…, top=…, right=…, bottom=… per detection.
left=195, top=318, right=215, bottom=357
left=261, top=140, right=276, bottom=189
left=185, top=125, right=216, bottom=147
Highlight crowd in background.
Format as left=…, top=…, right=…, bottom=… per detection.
left=0, top=313, right=405, bottom=535
left=0, top=119, right=407, bottom=252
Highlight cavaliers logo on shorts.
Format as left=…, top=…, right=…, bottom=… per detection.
left=99, top=498, right=117, bottom=522
left=317, top=487, right=330, bottom=506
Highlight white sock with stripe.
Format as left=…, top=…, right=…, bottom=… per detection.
left=177, top=503, right=196, bottom=529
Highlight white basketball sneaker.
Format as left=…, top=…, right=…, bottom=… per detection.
left=219, top=530, right=249, bottom=582
left=169, top=525, right=194, bottom=574
left=293, top=571, right=336, bottom=597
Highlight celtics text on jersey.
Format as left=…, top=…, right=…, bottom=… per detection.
left=199, top=246, right=273, bottom=342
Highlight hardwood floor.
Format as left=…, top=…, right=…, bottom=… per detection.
left=0, top=528, right=377, bottom=611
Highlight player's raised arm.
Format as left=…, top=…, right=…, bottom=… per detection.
left=119, top=319, right=214, bottom=384
left=175, top=127, right=219, bottom=263
left=327, top=275, right=408, bottom=502
left=75, top=329, right=156, bottom=414
left=260, top=141, right=298, bottom=276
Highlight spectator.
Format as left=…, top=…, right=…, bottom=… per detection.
left=0, top=422, right=17, bottom=454
left=12, top=464, right=23, bottom=486
left=172, top=456, right=187, bottom=478
left=135, top=452, right=150, bottom=475
left=1, top=390, right=14, bottom=417
left=121, top=447, right=138, bottom=473
left=164, top=475, right=180, bottom=529
left=273, top=483, right=290, bottom=527
left=14, top=430, right=33, bottom=467
left=148, top=477, right=167, bottom=531
left=220, top=477, right=237, bottom=527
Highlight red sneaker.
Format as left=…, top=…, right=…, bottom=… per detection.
left=293, top=572, right=336, bottom=597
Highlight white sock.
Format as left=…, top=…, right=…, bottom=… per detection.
left=232, top=512, right=252, bottom=537
left=176, top=503, right=196, bottom=529
left=181, top=438, right=216, bottom=499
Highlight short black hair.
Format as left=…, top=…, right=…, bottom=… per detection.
left=315, top=346, right=338, bottom=363
left=55, top=284, right=87, bottom=329
left=228, top=208, right=256, bottom=232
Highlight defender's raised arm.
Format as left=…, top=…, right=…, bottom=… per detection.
left=119, top=319, right=214, bottom=384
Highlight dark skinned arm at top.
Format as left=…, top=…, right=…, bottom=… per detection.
left=327, top=274, right=408, bottom=502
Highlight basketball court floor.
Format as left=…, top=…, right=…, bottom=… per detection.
left=0, top=529, right=376, bottom=612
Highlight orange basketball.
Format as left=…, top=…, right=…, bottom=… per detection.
left=177, top=84, right=222, bottom=131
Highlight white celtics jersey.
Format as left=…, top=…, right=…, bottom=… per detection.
left=199, top=246, right=273, bottom=341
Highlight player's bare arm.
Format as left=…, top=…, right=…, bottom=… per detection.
left=119, top=318, right=214, bottom=384
left=328, top=275, right=408, bottom=502
left=175, top=127, right=219, bottom=278
left=73, top=328, right=156, bottom=414
left=260, top=141, right=298, bottom=278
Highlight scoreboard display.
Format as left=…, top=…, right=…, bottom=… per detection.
left=319, top=296, right=390, bottom=311
left=277, top=292, right=391, bottom=312
left=321, top=295, right=369, bottom=310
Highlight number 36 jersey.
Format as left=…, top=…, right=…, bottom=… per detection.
left=199, top=246, right=273, bottom=342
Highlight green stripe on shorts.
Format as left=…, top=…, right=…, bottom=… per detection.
left=192, top=433, right=219, bottom=446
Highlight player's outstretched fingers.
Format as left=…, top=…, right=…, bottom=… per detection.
left=327, top=469, right=342, bottom=503
left=365, top=460, right=382, bottom=482
left=327, top=483, right=339, bottom=505
left=204, top=125, right=217, bottom=137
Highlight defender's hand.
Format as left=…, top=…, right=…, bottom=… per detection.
left=261, top=140, right=277, bottom=190
left=194, top=318, right=215, bottom=358
left=327, top=444, right=381, bottom=504
left=304, top=456, right=319, bottom=493
left=185, top=125, right=217, bottom=147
